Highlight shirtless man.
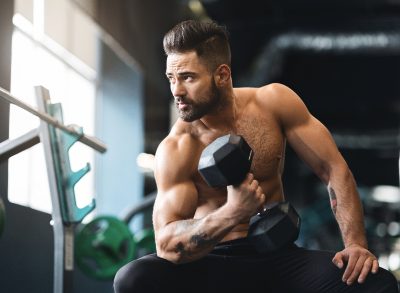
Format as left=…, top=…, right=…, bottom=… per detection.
left=114, top=20, right=398, bottom=293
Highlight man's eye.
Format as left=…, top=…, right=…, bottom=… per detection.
left=184, top=76, right=193, bottom=81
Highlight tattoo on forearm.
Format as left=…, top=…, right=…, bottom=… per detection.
left=328, top=187, right=337, bottom=215
left=173, top=220, right=217, bottom=259
left=175, top=242, right=186, bottom=254
left=175, top=233, right=215, bottom=249
left=190, top=233, right=215, bottom=247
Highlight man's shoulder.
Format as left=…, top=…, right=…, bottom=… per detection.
left=252, top=83, right=304, bottom=112
left=157, top=133, right=191, bottom=154
left=159, top=121, right=195, bottom=149
left=256, top=83, right=294, bottom=101
left=235, top=83, right=294, bottom=107
left=235, top=83, right=307, bottom=126
left=155, top=123, right=200, bottom=183
left=156, top=121, right=200, bottom=162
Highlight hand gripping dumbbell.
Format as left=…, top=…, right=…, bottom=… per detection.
left=198, top=133, right=301, bottom=253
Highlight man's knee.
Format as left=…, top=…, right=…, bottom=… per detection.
left=114, top=254, right=170, bottom=293
left=371, top=268, right=399, bottom=292
left=113, top=258, right=147, bottom=293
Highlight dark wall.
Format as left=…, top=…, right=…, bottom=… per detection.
left=0, top=205, right=54, bottom=293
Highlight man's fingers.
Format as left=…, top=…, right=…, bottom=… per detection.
left=250, top=179, right=259, bottom=189
left=332, top=253, right=344, bottom=269
left=342, top=254, right=357, bottom=283
left=236, top=173, right=254, bottom=187
left=357, top=258, right=373, bottom=284
left=333, top=246, right=380, bottom=285
left=372, top=259, right=379, bottom=274
left=345, top=256, right=366, bottom=285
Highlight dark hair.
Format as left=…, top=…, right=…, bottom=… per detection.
left=163, top=20, right=231, bottom=71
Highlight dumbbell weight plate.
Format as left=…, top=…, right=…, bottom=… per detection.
left=75, top=216, right=136, bottom=280
left=248, top=201, right=301, bottom=253
left=198, top=134, right=253, bottom=187
left=134, top=228, right=156, bottom=258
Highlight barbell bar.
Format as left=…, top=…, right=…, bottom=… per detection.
left=0, top=87, right=107, bottom=153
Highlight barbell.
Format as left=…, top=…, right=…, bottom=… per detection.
left=0, top=87, right=106, bottom=153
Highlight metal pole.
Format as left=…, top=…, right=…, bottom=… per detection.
left=0, top=128, right=40, bottom=162
left=36, top=87, right=71, bottom=293
left=0, top=86, right=106, bottom=153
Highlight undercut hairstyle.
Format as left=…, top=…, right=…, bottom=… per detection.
left=163, top=19, right=231, bottom=72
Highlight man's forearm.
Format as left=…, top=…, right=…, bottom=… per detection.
left=328, top=168, right=368, bottom=248
left=156, top=204, right=239, bottom=264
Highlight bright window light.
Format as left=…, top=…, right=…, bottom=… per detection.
left=371, top=185, right=400, bottom=204
left=8, top=11, right=97, bottom=214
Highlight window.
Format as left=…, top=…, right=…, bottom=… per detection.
left=8, top=0, right=98, bottom=214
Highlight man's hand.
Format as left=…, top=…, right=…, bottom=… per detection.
left=332, top=244, right=379, bottom=285
left=226, top=173, right=265, bottom=222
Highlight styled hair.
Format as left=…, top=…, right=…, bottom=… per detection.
left=163, top=19, right=231, bottom=71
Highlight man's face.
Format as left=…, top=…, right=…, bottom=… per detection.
left=166, top=51, right=221, bottom=122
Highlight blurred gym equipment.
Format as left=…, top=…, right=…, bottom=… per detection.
left=75, top=192, right=156, bottom=280
left=0, top=85, right=106, bottom=293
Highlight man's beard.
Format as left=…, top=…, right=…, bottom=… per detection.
left=176, top=81, right=222, bottom=122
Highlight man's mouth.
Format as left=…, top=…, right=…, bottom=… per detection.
left=176, top=101, right=189, bottom=110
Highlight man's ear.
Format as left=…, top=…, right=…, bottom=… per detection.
left=214, top=64, right=231, bottom=86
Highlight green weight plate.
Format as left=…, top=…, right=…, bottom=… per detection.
left=134, top=228, right=156, bottom=258
left=75, top=216, right=136, bottom=280
left=0, top=198, right=5, bottom=237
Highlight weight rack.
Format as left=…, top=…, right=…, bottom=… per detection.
left=0, top=85, right=107, bottom=293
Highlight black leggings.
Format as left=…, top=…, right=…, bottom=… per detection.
left=114, top=238, right=398, bottom=293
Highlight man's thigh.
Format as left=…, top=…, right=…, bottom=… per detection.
left=269, top=247, right=398, bottom=293
left=113, top=253, right=259, bottom=293
left=114, top=248, right=398, bottom=293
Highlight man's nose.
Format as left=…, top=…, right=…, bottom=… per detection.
left=171, top=81, right=186, bottom=98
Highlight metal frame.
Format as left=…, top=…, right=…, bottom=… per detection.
left=0, top=87, right=106, bottom=153
left=0, top=85, right=107, bottom=293
left=36, top=86, right=74, bottom=293
left=0, top=128, right=39, bottom=162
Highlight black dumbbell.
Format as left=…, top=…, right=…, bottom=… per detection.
left=198, top=134, right=301, bottom=253
left=198, top=134, right=253, bottom=187
left=248, top=201, right=301, bottom=253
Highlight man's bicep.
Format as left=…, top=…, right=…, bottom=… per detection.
left=153, top=136, right=199, bottom=225
left=153, top=181, right=198, bottom=231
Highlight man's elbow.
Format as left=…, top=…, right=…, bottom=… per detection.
left=156, top=249, right=184, bottom=264
left=317, top=159, right=352, bottom=185
left=156, top=240, right=186, bottom=264
left=323, top=160, right=354, bottom=185
left=157, top=250, right=180, bottom=264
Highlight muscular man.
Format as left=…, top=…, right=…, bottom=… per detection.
left=114, top=20, right=398, bottom=293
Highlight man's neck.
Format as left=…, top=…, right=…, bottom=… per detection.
left=199, top=89, right=237, bottom=132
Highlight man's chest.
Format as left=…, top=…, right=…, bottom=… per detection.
left=235, top=115, right=285, bottom=180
